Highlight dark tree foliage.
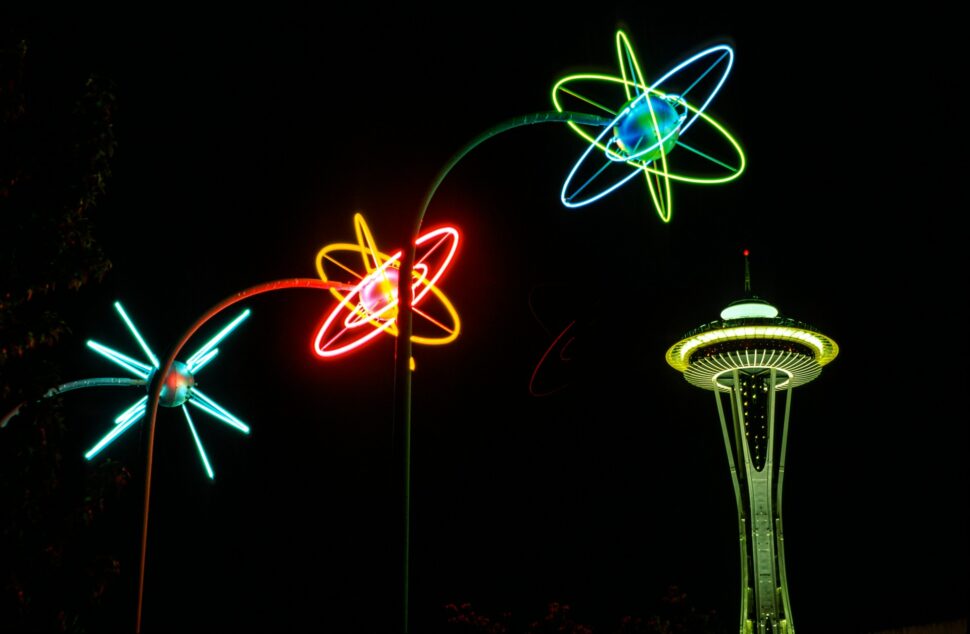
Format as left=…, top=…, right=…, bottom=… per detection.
left=1, top=29, right=134, bottom=632
left=1, top=32, right=113, bottom=382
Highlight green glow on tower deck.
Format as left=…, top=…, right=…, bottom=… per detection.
left=667, top=321, right=839, bottom=374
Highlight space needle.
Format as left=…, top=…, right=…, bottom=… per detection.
left=665, top=251, right=838, bottom=634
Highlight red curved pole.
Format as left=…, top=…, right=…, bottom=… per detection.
left=135, top=278, right=351, bottom=633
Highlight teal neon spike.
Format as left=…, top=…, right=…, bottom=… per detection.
left=186, top=309, right=251, bottom=368
left=114, top=301, right=160, bottom=368
left=86, top=341, right=152, bottom=379
left=85, top=404, right=146, bottom=459
left=188, top=389, right=250, bottom=434
left=182, top=405, right=215, bottom=480
left=115, top=396, right=149, bottom=425
left=82, top=300, right=252, bottom=478
left=186, top=348, right=219, bottom=373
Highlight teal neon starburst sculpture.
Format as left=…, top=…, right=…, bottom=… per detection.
left=84, top=301, right=251, bottom=479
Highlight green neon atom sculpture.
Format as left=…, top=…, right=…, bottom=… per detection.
left=553, top=30, right=746, bottom=222
left=83, top=301, right=251, bottom=479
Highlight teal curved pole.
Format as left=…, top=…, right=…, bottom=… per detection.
left=1, top=377, right=146, bottom=429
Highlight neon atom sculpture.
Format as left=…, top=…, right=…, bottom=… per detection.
left=84, top=301, right=251, bottom=479
left=313, top=213, right=460, bottom=360
left=553, top=30, right=746, bottom=222
left=665, top=253, right=838, bottom=634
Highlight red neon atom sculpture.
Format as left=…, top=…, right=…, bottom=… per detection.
left=313, top=213, right=461, bottom=359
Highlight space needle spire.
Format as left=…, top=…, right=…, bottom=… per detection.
left=743, top=249, right=752, bottom=295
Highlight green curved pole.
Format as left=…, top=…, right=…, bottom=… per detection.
left=392, top=110, right=610, bottom=633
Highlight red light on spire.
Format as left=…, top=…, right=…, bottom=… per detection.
left=743, top=249, right=750, bottom=257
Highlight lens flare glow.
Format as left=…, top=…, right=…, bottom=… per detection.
left=313, top=213, right=461, bottom=359
left=552, top=30, right=745, bottom=222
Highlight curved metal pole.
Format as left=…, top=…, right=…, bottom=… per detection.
left=1, top=378, right=146, bottom=429
left=392, top=110, right=610, bottom=632
left=135, top=278, right=352, bottom=633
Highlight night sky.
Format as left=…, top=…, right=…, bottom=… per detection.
left=9, top=9, right=965, bottom=633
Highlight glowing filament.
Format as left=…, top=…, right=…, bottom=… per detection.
left=186, top=348, right=219, bottom=373
left=115, top=395, right=149, bottom=425
left=188, top=389, right=250, bottom=434
left=182, top=406, right=214, bottom=480
left=114, top=301, right=160, bottom=368
left=85, top=404, right=146, bottom=459
left=186, top=309, right=251, bottom=369
left=86, top=341, right=152, bottom=380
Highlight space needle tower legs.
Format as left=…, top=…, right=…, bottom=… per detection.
left=714, top=367, right=796, bottom=633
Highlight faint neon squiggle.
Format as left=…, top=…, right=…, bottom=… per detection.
left=529, top=320, right=577, bottom=397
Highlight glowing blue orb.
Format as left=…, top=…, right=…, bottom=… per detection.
left=612, top=95, right=685, bottom=162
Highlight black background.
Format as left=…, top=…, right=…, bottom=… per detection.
left=9, top=7, right=965, bottom=632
